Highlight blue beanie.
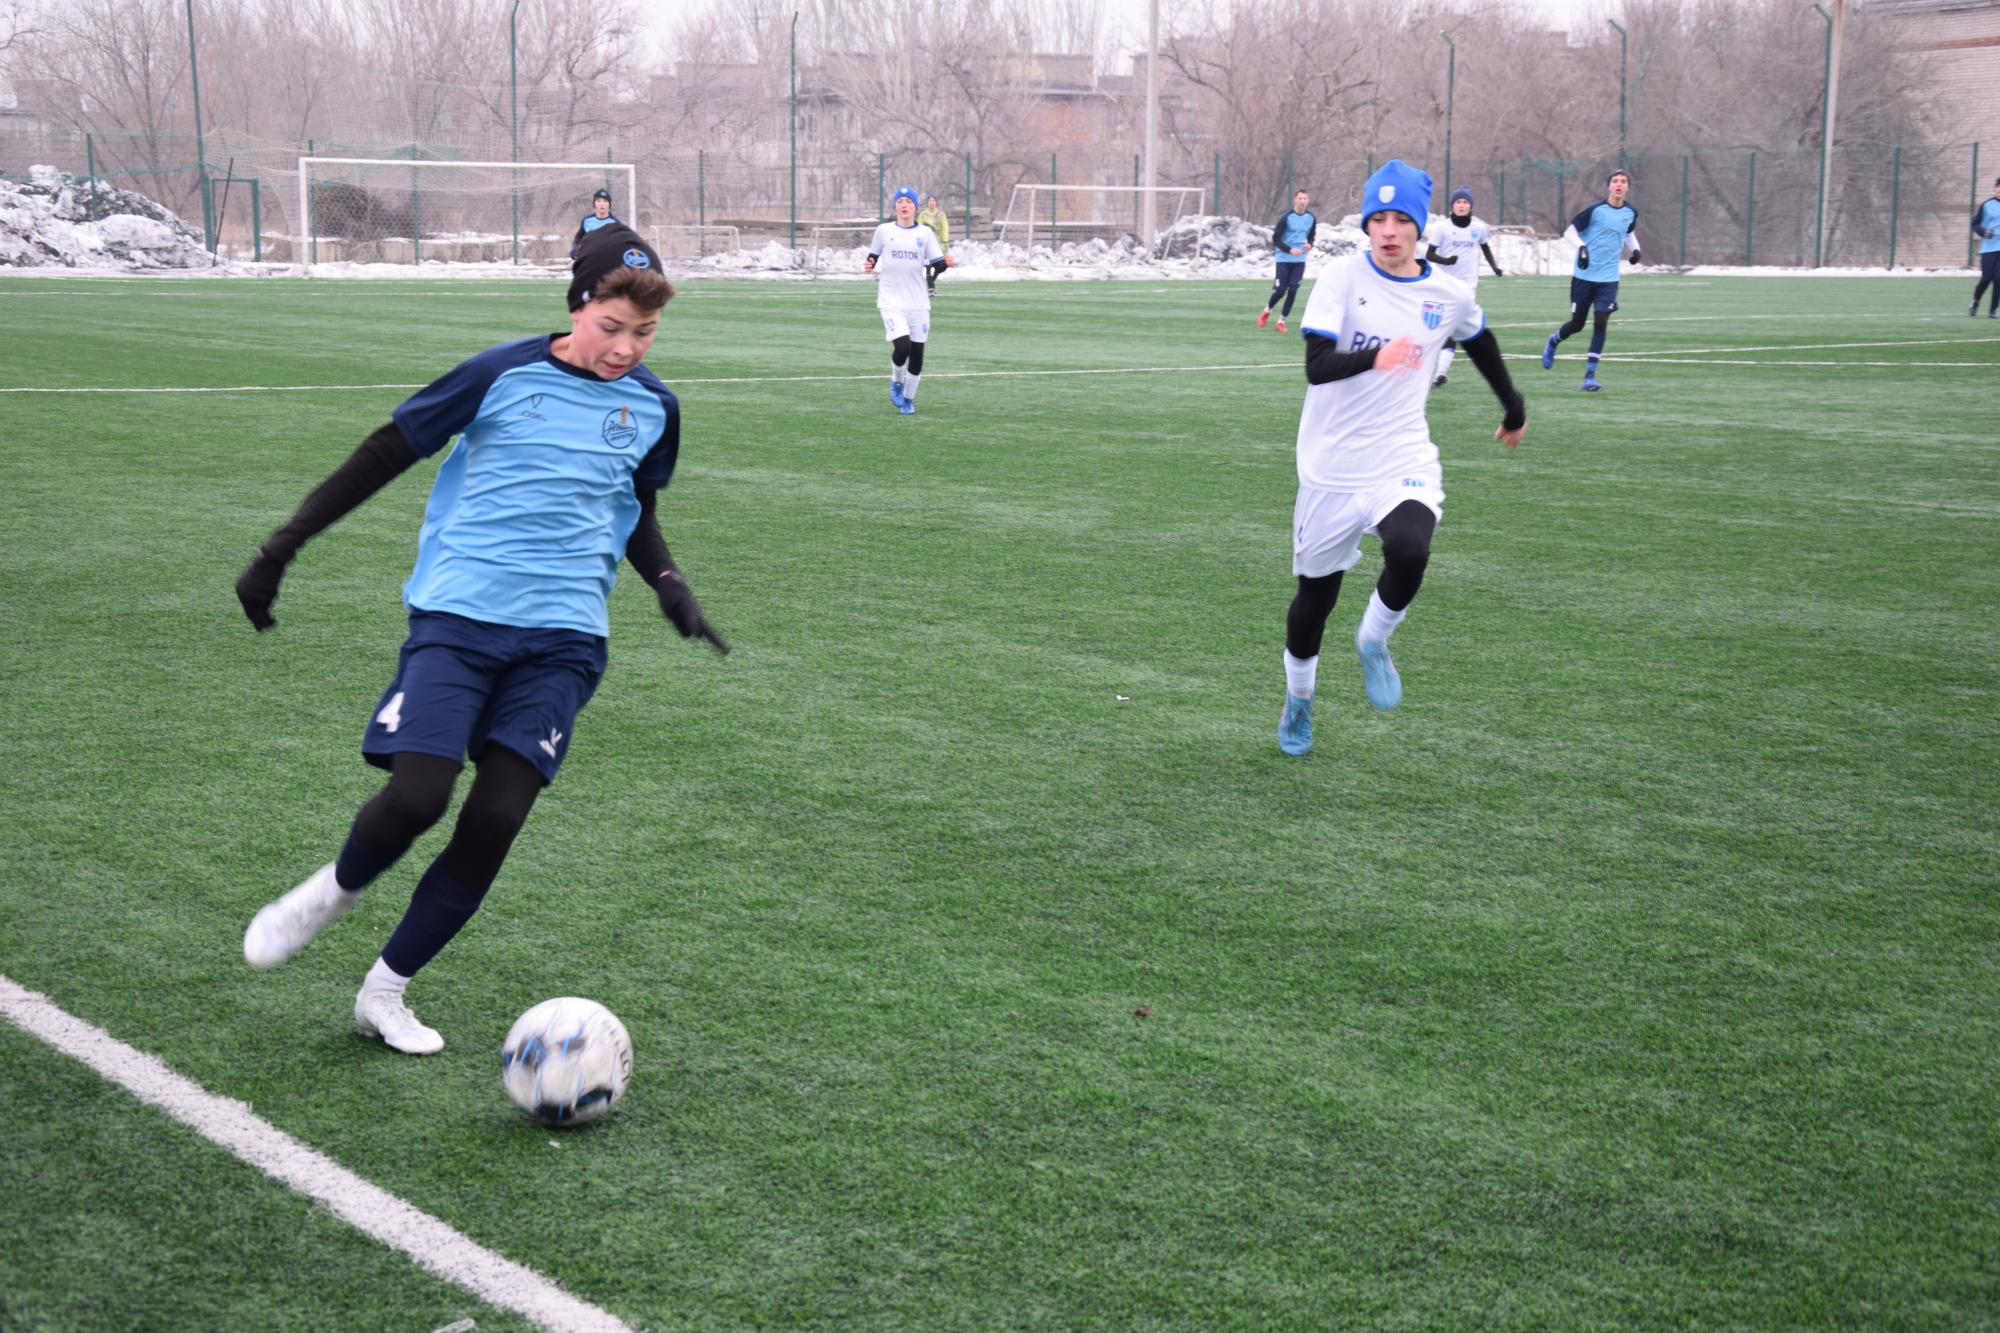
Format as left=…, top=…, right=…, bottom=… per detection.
left=892, top=185, right=919, bottom=207
left=1450, top=187, right=1474, bottom=208
left=1360, top=159, right=1433, bottom=227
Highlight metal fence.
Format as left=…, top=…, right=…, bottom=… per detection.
left=3, top=120, right=1986, bottom=269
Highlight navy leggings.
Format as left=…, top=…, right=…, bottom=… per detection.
left=1268, top=262, right=1305, bottom=316
left=1975, top=251, right=2000, bottom=312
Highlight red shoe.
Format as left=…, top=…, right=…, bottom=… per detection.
left=1256, top=310, right=1270, bottom=329
left=1276, top=319, right=1287, bottom=333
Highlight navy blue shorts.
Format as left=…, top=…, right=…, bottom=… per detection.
left=1273, top=260, right=1306, bottom=287
left=1569, top=277, right=1620, bottom=314
left=363, top=611, right=608, bottom=785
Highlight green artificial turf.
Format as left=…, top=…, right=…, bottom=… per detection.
left=0, top=271, right=1994, bottom=1328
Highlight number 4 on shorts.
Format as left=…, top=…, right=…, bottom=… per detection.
left=375, top=691, right=406, bottom=734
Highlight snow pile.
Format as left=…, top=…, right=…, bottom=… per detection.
left=0, top=165, right=218, bottom=270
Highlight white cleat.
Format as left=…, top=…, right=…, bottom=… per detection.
left=354, top=987, right=444, bottom=1055
left=244, top=863, right=358, bottom=970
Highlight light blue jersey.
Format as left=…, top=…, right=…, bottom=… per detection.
left=1274, top=210, right=1316, bottom=263
left=579, top=213, right=620, bottom=236
left=391, top=336, right=679, bottom=638
left=1567, top=200, right=1638, bottom=282
left=1977, top=198, right=2000, bottom=255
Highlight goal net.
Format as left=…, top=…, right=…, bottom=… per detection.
left=647, top=224, right=742, bottom=259
left=295, top=158, right=637, bottom=271
left=806, top=224, right=883, bottom=276
left=994, top=184, right=1206, bottom=256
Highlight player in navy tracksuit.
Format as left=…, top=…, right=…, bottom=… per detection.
left=1971, top=177, right=2000, bottom=318
left=1258, top=190, right=1317, bottom=332
left=1541, top=170, right=1641, bottom=391
left=236, top=225, right=727, bottom=1054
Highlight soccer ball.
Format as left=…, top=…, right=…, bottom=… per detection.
left=499, top=997, right=632, bottom=1127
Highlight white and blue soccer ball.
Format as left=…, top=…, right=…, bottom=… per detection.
left=500, top=997, right=632, bottom=1127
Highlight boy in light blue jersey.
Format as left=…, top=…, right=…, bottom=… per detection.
left=236, top=224, right=728, bottom=1054
left=569, top=188, right=622, bottom=259
left=1970, top=177, right=2000, bottom=318
left=1258, top=190, right=1317, bottom=332
left=1541, top=169, right=1640, bottom=391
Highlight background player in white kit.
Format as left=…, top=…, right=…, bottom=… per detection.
left=1422, top=187, right=1503, bottom=387
left=864, top=185, right=953, bottom=415
left=1278, top=160, right=1528, bottom=758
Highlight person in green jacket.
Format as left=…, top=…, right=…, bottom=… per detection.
left=917, top=194, right=950, bottom=294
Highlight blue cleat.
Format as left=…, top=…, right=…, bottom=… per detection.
left=1541, top=333, right=1558, bottom=370
left=1357, top=639, right=1402, bottom=710
left=1580, top=372, right=1602, bottom=392
left=890, top=382, right=906, bottom=410
left=898, top=398, right=916, bottom=415
left=1277, top=695, right=1313, bottom=756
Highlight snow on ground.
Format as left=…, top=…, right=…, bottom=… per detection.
left=0, top=166, right=230, bottom=271
left=0, top=168, right=1973, bottom=282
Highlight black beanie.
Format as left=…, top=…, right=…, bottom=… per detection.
left=567, top=224, right=660, bottom=312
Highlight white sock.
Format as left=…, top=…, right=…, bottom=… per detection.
left=891, top=364, right=905, bottom=390
left=1437, top=347, right=1455, bottom=374
left=903, top=372, right=920, bottom=401
left=1284, top=650, right=1318, bottom=700
left=1358, top=590, right=1407, bottom=648
left=362, top=956, right=411, bottom=996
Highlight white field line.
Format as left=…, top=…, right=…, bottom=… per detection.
left=2, top=337, right=1994, bottom=397
left=0, top=974, right=633, bottom=1333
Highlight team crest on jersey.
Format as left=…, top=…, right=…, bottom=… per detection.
left=602, top=405, right=639, bottom=449
left=1421, top=300, right=1445, bottom=330
left=622, top=247, right=651, bottom=269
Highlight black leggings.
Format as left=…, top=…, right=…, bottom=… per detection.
left=1267, top=263, right=1305, bottom=316
left=350, top=748, right=543, bottom=896
left=1975, top=251, right=2000, bottom=310
left=1284, top=501, right=1436, bottom=659
left=1558, top=305, right=1612, bottom=354
left=891, top=336, right=926, bottom=376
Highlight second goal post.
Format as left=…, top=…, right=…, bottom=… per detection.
left=995, top=184, right=1207, bottom=256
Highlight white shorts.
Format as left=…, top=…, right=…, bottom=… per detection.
left=1291, top=468, right=1445, bottom=577
left=880, top=307, right=931, bottom=343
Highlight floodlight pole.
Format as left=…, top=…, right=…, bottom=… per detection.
left=1811, top=1, right=1846, bottom=268
left=509, top=0, right=522, bottom=265
left=789, top=12, right=799, bottom=249
left=1141, top=0, right=1159, bottom=253
left=1439, top=32, right=1455, bottom=193
left=1608, top=19, right=1627, bottom=165
left=184, top=0, right=211, bottom=249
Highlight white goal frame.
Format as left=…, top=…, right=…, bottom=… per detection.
left=806, top=224, right=883, bottom=277
left=647, top=223, right=742, bottom=258
left=995, top=183, right=1206, bottom=256
left=296, top=157, right=637, bottom=274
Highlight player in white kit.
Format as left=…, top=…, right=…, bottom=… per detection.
left=864, top=185, right=953, bottom=415
left=1277, top=160, right=1528, bottom=757
left=1422, top=187, right=1503, bottom=387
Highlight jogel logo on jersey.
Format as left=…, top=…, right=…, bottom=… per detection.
left=1421, top=300, right=1444, bottom=330
left=602, top=405, right=639, bottom=449
left=622, top=247, right=651, bottom=269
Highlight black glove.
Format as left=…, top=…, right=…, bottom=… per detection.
left=1629, top=248, right=1641, bottom=266
left=1577, top=244, right=1590, bottom=269
left=235, top=546, right=288, bottom=631
left=1492, top=266, right=1504, bottom=277
left=655, top=572, right=729, bottom=655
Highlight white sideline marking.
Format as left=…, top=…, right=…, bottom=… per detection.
left=0, top=974, right=633, bottom=1333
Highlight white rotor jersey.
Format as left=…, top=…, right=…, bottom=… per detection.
left=1422, top=214, right=1493, bottom=289
left=1294, top=253, right=1486, bottom=490
left=869, top=222, right=943, bottom=311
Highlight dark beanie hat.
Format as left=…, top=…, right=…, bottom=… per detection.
left=567, top=224, right=660, bottom=312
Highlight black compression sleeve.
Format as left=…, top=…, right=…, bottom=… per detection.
left=927, top=257, right=948, bottom=277
left=1305, top=333, right=1377, bottom=385
left=1459, top=330, right=1526, bottom=430
left=1481, top=242, right=1500, bottom=273
left=625, top=488, right=676, bottom=587
left=1424, top=245, right=1457, bottom=266
left=260, top=421, right=418, bottom=564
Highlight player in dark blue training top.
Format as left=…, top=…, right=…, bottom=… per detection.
left=570, top=188, right=622, bottom=258
left=236, top=224, right=728, bottom=1055
left=1540, top=169, right=1640, bottom=392
left=1258, top=190, right=1317, bottom=332
left=1971, top=176, right=2000, bottom=319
